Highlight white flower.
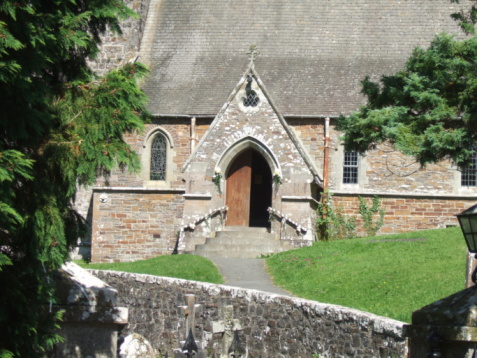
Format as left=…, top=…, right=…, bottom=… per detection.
left=214, top=167, right=221, bottom=174
left=274, top=169, right=280, bottom=176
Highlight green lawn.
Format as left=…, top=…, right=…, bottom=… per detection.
left=76, top=227, right=467, bottom=323
left=76, top=254, right=224, bottom=284
left=266, top=227, right=467, bottom=322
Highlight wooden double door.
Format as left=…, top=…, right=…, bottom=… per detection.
left=225, top=149, right=272, bottom=227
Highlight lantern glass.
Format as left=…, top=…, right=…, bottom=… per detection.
left=457, top=204, right=477, bottom=253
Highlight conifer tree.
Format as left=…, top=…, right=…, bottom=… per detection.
left=336, top=19, right=477, bottom=168
left=0, top=1, right=149, bottom=356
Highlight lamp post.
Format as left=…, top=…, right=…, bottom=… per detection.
left=456, top=203, right=477, bottom=286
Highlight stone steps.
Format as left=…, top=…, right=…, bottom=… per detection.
left=189, top=228, right=293, bottom=258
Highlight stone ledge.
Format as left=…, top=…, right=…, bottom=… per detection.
left=93, top=186, right=186, bottom=193
left=332, top=190, right=477, bottom=200
left=281, top=195, right=319, bottom=204
left=183, top=193, right=212, bottom=199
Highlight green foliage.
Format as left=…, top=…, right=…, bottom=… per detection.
left=332, top=205, right=357, bottom=240
left=316, top=192, right=357, bottom=241
left=451, top=0, right=477, bottom=34
left=336, top=33, right=477, bottom=168
left=0, top=0, right=149, bottom=356
left=267, top=227, right=466, bottom=322
left=212, top=168, right=222, bottom=194
left=77, top=254, right=224, bottom=284
left=358, top=196, right=385, bottom=237
left=316, top=196, right=333, bottom=241
left=272, top=172, right=282, bottom=194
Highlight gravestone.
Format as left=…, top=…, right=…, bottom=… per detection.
left=119, top=333, right=155, bottom=358
left=180, top=294, right=202, bottom=339
left=174, top=294, right=206, bottom=358
left=212, top=305, right=243, bottom=358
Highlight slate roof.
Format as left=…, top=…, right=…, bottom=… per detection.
left=140, top=0, right=469, bottom=117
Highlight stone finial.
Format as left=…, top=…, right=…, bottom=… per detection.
left=246, top=45, right=260, bottom=65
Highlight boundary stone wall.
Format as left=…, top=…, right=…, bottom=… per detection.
left=92, top=270, right=408, bottom=358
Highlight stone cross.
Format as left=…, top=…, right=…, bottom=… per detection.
left=179, top=294, right=202, bottom=338
left=246, top=45, right=260, bottom=65
left=212, top=305, right=242, bottom=358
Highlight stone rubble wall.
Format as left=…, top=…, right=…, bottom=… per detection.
left=92, top=270, right=408, bottom=358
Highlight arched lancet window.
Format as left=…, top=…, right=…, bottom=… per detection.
left=150, top=133, right=167, bottom=180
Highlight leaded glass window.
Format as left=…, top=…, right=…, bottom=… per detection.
left=462, top=152, right=477, bottom=186
left=244, top=91, right=259, bottom=107
left=150, top=134, right=167, bottom=181
left=243, top=76, right=259, bottom=107
left=343, top=151, right=359, bottom=184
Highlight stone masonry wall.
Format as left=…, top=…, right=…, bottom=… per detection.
left=180, top=76, right=317, bottom=249
left=333, top=194, right=477, bottom=235
left=87, top=0, right=151, bottom=76
left=185, top=79, right=314, bottom=198
left=91, top=190, right=184, bottom=262
left=100, top=119, right=191, bottom=188
left=92, top=270, right=408, bottom=358
left=330, top=142, right=456, bottom=194
left=90, top=119, right=191, bottom=262
left=288, top=118, right=324, bottom=173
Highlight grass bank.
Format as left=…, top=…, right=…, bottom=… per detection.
left=76, top=254, right=224, bottom=284
left=266, top=227, right=467, bottom=323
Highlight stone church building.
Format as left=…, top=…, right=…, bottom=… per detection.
left=80, top=0, right=477, bottom=262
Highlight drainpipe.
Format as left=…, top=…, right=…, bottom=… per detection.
left=319, top=117, right=331, bottom=240
left=190, top=117, right=196, bottom=154
left=323, top=117, right=330, bottom=194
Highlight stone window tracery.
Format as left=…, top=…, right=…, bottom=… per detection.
left=150, top=133, right=167, bottom=181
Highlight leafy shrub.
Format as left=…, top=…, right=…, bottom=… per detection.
left=317, top=192, right=357, bottom=240
left=358, top=196, right=385, bottom=237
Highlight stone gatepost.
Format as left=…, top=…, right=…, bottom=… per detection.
left=405, top=286, right=477, bottom=357
left=50, top=261, right=128, bottom=358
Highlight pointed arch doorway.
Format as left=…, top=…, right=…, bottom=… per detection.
left=226, top=148, right=272, bottom=227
